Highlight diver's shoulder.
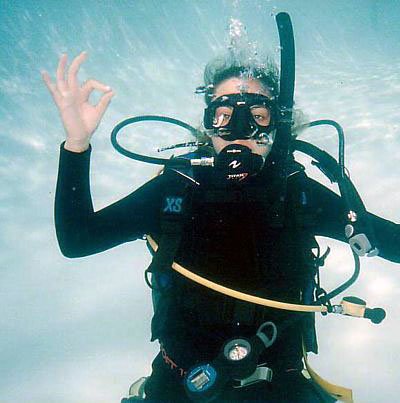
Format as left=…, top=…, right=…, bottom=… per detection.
left=286, top=160, right=308, bottom=185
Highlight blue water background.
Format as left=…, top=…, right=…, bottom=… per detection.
left=1, top=1, right=399, bottom=402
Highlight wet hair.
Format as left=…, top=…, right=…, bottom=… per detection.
left=202, top=55, right=280, bottom=105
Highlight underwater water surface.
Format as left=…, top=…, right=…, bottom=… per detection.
left=1, top=0, right=400, bottom=402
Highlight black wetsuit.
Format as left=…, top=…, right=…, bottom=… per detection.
left=56, top=144, right=400, bottom=402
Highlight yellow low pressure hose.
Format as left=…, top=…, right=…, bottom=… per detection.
left=146, top=235, right=328, bottom=314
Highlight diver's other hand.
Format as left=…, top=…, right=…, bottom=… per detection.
left=41, top=52, right=115, bottom=152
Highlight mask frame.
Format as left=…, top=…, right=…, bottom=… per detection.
left=203, top=93, right=277, bottom=142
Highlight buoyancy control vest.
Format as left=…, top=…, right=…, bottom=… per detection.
left=146, top=154, right=321, bottom=363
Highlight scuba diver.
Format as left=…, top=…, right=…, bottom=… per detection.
left=42, top=13, right=400, bottom=403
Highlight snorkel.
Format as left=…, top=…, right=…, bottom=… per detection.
left=275, top=13, right=295, bottom=158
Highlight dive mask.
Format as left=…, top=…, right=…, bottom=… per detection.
left=203, top=93, right=276, bottom=144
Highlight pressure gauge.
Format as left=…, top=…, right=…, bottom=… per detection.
left=223, top=339, right=251, bottom=362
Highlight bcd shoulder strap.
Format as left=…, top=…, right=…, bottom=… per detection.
left=145, top=169, right=196, bottom=341
left=146, top=169, right=194, bottom=284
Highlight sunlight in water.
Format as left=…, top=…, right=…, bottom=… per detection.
left=1, top=1, right=400, bottom=402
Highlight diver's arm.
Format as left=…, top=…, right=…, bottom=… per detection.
left=55, top=144, right=163, bottom=258
left=308, top=178, right=400, bottom=263
left=364, top=213, right=400, bottom=263
left=42, top=52, right=114, bottom=153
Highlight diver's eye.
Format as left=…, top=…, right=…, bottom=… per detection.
left=213, top=106, right=233, bottom=127
left=250, top=106, right=271, bottom=127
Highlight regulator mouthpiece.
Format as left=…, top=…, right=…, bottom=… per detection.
left=214, top=144, right=265, bottom=184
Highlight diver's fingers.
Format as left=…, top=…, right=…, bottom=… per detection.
left=67, top=51, right=87, bottom=90
left=95, top=90, right=115, bottom=117
left=56, top=53, right=69, bottom=93
left=80, top=79, right=111, bottom=102
left=41, top=70, right=62, bottom=104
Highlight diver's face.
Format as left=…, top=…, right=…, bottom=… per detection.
left=210, top=77, right=272, bottom=156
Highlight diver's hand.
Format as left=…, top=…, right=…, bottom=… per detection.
left=41, top=52, right=114, bottom=152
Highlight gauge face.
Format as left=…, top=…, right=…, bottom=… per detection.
left=223, top=338, right=251, bottom=361
left=228, top=344, right=249, bottom=361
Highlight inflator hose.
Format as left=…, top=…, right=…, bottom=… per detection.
left=146, top=234, right=327, bottom=314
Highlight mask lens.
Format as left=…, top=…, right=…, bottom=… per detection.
left=213, top=106, right=233, bottom=128
left=250, top=105, right=271, bottom=127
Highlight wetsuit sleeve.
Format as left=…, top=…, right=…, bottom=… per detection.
left=55, top=143, right=164, bottom=258
left=307, top=178, right=400, bottom=263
